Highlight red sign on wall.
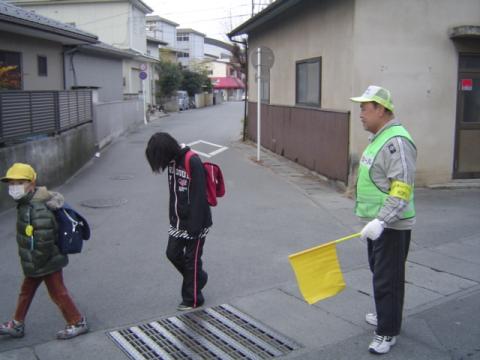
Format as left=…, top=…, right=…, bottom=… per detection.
left=461, top=79, right=473, bottom=91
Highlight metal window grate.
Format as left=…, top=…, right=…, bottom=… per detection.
left=108, top=304, right=301, bottom=360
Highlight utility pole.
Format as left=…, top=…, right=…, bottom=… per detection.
left=252, top=0, right=254, bottom=16
left=257, top=47, right=261, bottom=161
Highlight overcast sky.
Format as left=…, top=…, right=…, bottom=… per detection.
left=144, top=0, right=273, bottom=41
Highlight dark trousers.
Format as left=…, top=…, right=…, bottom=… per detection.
left=368, top=228, right=411, bottom=336
left=166, top=236, right=207, bottom=307
left=14, top=270, right=82, bottom=325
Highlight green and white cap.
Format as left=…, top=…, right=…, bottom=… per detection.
left=350, top=85, right=394, bottom=112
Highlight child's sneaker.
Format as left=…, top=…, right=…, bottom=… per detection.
left=368, top=332, right=396, bottom=354
left=177, top=301, right=204, bottom=311
left=0, top=320, right=25, bottom=338
left=56, top=317, right=89, bottom=340
left=177, top=303, right=194, bottom=311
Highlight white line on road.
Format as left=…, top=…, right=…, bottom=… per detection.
left=187, top=140, right=228, bottom=158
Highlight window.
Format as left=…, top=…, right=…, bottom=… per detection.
left=0, top=50, right=22, bottom=90
left=37, top=55, right=47, bottom=76
left=296, top=57, right=321, bottom=107
left=176, top=34, right=189, bottom=42
left=177, top=52, right=189, bottom=58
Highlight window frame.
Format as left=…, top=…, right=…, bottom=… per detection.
left=0, top=49, right=23, bottom=90
left=176, top=34, right=189, bottom=42
left=295, top=56, right=322, bottom=108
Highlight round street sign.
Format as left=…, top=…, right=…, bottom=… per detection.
left=140, top=63, right=147, bottom=71
left=250, top=46, right=275, bottom=69
left=139, top=71, right=147, bottom=80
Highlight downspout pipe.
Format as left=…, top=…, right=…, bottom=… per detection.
left=63, top=46, right=79, bottom=89
left=229, top=36, right=248, bottom=141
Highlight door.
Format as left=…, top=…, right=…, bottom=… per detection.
left=454, top=54, right=480, bottom=178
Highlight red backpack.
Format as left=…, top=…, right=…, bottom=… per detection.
left=185, top=150, right=225, bottom=207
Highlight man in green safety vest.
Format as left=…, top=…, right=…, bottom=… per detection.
left=351, top=86, right=417, bottom=355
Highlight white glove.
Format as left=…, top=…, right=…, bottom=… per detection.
left=361, top=219, right=385, bottom=241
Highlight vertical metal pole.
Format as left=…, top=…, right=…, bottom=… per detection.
left=257, top=47, right=261, bottom=162
left=142, top=78, right=147, bottom=125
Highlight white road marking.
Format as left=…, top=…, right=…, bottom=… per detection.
left=187, top=140, right=228, bottom=158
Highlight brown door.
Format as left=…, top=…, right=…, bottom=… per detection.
left=454, top=55, right=480, bottom=179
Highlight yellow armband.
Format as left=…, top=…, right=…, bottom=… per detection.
left=389, top=181, right=412, bottom=201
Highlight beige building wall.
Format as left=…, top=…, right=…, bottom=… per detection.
left=0, top=33, right=63, bottom=90
left=123, top=59, right=142, bottom=94
left=16, top=1, right=130, bottom=49
left=248, top=0, right=354, bottom=110
left=351, top=0, right=480, bottom=185
left=207, top=61, right=228, bottom=78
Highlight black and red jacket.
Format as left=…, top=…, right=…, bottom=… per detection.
left=168, top=147, right=212, bottom=237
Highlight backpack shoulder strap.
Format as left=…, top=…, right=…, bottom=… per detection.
left=184, top=150, right=195, bottom=178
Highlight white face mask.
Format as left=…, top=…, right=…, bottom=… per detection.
left=8, top=184, right=26, bottom=200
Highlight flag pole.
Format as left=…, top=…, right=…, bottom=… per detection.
left=289, top=233, right=361, bottom=259
left=332, top=232, right=361, bottom=244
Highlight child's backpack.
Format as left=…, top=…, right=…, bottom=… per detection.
left=54, top=203, right=90, bottom=254
left=185, top=150, right=225, bottom=207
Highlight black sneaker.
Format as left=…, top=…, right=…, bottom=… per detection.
left=0, top=320, right=25, bottom=338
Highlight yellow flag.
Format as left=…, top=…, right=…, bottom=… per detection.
left=288, top=233, right=360, bottom=304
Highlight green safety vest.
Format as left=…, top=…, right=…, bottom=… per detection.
left=355, top=124, right=416, bottom=220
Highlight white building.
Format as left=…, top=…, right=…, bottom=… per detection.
left=146, top=15, right=178, bottom=48
left=176, top=28, right=205, bottom=68
left=146, top=15, right=179, bottom=62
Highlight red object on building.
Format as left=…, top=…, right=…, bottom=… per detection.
left=211, top=77, right=245, bottom=89
left=461, top=79, right=473, bottom=91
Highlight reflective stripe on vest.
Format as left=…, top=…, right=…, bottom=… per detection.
left=355, top=124, right=416, bottom=219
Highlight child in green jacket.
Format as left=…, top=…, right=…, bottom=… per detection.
left=0, top=163, right=88, bottom=340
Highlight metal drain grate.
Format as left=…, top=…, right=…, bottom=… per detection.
left=108, top=304, right=301, bottom=360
